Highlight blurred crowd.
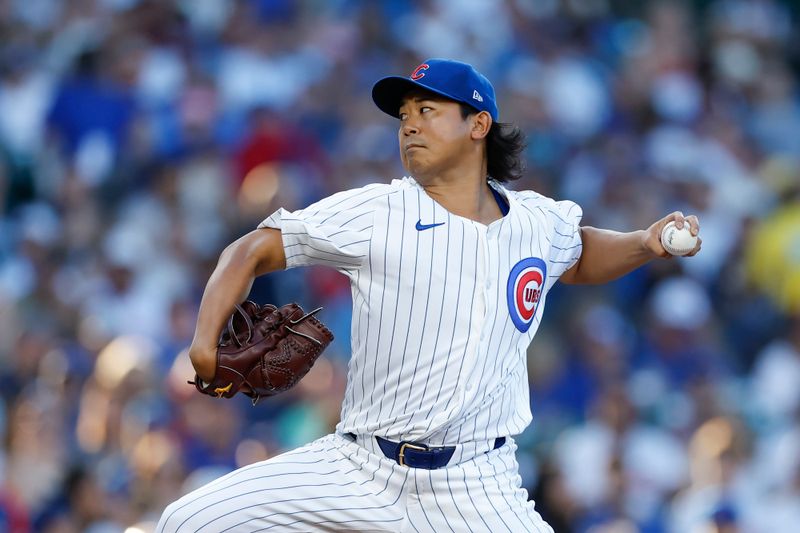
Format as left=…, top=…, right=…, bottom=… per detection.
left=0, top=0, right=799, bottom=531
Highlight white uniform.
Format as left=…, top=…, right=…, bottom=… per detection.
left=158, top=177, right=583, bottom=532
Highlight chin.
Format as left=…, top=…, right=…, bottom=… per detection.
left=405, top=160, right=432, bottom=179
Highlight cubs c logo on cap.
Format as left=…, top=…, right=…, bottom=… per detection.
left=410, top=63, right=429, bottom=80
left=507, top=257, right=547, bottom=332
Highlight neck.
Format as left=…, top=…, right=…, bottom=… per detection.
left=415, top=169, right=503, bottom=225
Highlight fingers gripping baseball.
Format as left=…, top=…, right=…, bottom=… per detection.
left=646, top=211, right=702, bottom=258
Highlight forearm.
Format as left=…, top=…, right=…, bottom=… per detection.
left=563, top=226, right=656, bottom=284
left=190, top=229, right=285, bottom=380
left=192, top=248, right=256, bottom=344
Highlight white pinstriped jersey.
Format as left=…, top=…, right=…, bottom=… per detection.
left=259, top=177, right=582, bottom=445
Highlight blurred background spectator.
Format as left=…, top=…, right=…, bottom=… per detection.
left=0, top=0, right=798, bottom=531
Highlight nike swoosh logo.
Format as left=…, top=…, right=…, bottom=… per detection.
left=415, top=220, right=445, bottom=231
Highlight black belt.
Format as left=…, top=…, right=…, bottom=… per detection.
left=372, top=435, right=506, bottom=469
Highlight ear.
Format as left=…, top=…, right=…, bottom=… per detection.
left=470, top=111, right=492, bottom=140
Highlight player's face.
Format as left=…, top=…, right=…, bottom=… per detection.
left=397, top=91, right=473, bottom=180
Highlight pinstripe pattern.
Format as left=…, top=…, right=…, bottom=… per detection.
left=157, top=435, right=553, bottom=532
left=161, top=178, right=581, bottom=531
left=324, top=178, right=581, bottom=444
left=158, top=435, right=408, bottom=532
left=302, top=178, right=582, bottom=444
left=404, top=437, right=554, bottom=533
left=274, top=178, right=580, bottom=462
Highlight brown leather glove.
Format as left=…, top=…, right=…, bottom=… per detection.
left=191, top=301, right=334, bottom=405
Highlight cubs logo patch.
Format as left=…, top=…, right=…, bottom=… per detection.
left=506, top=258, right=547, bottom=332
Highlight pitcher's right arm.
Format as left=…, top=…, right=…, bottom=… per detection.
left=188, top=228, right=286, bottom=382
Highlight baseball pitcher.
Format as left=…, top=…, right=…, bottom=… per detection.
left=158, top=59, right=701, bottom=532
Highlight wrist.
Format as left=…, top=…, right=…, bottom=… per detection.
left=642, top=229, right=652, bottom=248
left=188, top=343, right=217, bottom=382
left=639, top=229, right=660, bottom=258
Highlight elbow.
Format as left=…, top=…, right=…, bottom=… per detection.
left=217, top=238, right=243, bottom=268
left=219, top=234, right=262, bottom=273
left=188, top=345, right=217, bottom=382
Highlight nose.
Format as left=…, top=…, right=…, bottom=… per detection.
left=401, top=119, right=419, bottom=136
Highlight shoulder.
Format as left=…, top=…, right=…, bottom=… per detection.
left=499, top=185, right=566, bottom=211
left=489, top=180, right=547, bottom=204
left=501, top=185, right=583, bottom=226
left=507, top=188, right=552, bottom=206
left=301, top=179, right=407, bottom=213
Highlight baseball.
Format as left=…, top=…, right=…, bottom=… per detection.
left=660, top=221, right=698, bottom=256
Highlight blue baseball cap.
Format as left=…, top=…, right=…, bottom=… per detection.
left=372, top=58, right=499, bottom=122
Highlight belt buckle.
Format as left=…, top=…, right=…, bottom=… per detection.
left=398, top=441, right=428, bottom=467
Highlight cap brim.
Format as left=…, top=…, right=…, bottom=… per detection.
left=371, top=76, right=467, bottom=119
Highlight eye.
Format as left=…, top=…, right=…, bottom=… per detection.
left=399, top=112, right=408, bottom=121
left=420, top=106, right=432, bottom=113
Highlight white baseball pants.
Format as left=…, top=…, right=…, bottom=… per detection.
left=157, top=433, right=554, bottom=532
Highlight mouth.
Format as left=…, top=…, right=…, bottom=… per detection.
left=404, top=143, right=425, bottom=152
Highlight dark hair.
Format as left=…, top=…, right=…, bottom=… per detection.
left=460, top=104, right=527, bottom=182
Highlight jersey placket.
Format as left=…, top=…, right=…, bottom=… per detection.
left=467, top=221, right=496, bottom=399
